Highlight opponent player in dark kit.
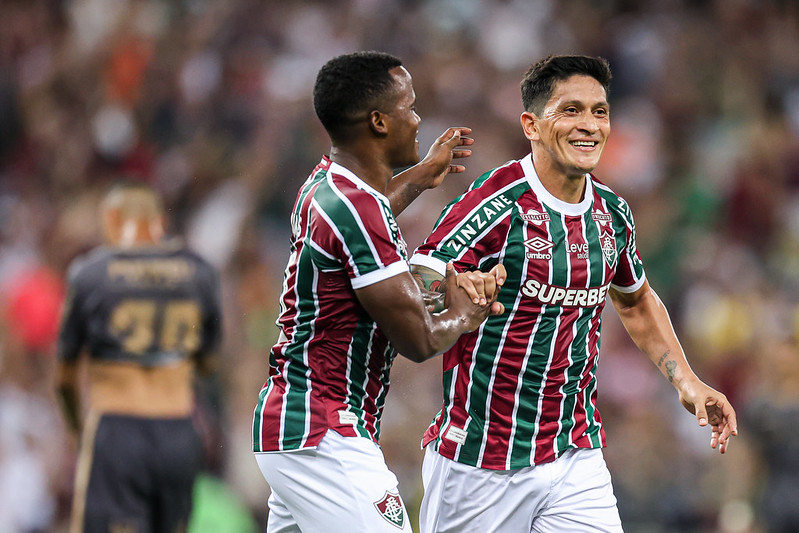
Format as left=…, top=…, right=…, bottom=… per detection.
left=57, top=181, right=222, bottom=533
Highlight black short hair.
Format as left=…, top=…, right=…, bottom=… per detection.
left=521, top=55, right=612, bottom=115
left=313, top=51, right=403, bottom=140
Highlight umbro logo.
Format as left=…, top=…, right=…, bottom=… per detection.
left=524, top=236, right=554, bottom=252
left=524, top=236, right=553, bottom=260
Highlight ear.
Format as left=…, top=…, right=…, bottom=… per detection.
left=520, top=111, right=540, bottom=142
left=102, top=208, right=121, bottom=245
left=149, top=215, right=166, bottom=242
left=368, top=110, right=389, bottom=136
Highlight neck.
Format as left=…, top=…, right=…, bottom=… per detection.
left=114, top=219, right=162, bottom=248
left=530, top=148, right=587, bottom=204
left=329, top=143, right=393, bottom=194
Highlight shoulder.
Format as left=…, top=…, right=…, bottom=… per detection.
left=165, top=244, right=219, bottom=284
left=589, top=173, right=618, bottom=199
left=314, top=171, right=392, bottom=225
left=175, top=244, right=213, bottom=268
left=468, top=158, right=527, bottom=196
left=440, top=159, right=527, bottom=220
left=590, top=174, right=634, bottom=217
left=66, top=246, right=113, bottom=284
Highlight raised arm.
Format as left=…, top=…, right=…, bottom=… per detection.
left=356, top=263, right=498, bottom=363
left=609, top=280, right=738, bottom=453
left=387, top=127, right=474, bottom=215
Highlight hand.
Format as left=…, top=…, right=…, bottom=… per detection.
left=455, top=264, right=506, bottom=316
left=678, top=380, right=738, bottom=454
left=387, top=127, right=474, bottom=216
left=417, top=127, right=474, bottom=190
left=443, top=262, right=500, bottom=331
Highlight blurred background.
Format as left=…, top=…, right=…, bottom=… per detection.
left=1, top=0, right=798, bottom=531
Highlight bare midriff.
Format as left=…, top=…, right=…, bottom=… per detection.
left=87, top=359, right=194, bottom=418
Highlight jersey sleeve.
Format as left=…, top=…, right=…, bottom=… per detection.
left=197, top=259, right=223, bottom=357
left=57, top=260, right=88, bottom=363
left=310, top=177, right=409, bottom=289
left=610, top=199, right=646, bottom=293
left=411, top=188, right=509, bottom=276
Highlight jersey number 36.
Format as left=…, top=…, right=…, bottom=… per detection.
left=109, top=299, right=202, bottom=355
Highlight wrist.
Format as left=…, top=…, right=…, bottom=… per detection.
left=673, top=373, right=701, bottom=395
left=423, top=291, right=446, bottom=313
left=415, top=159, right=439, bottom=188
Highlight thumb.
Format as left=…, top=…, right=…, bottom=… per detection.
left=443, top=262, right=458, bottom=306
left=445, top=261, right=457, bottom=284
left=695, top=401, right=709, bottom=427
left=490, top=264, right=507, bottom=286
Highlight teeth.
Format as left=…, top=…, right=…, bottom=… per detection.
left=572, top=141, right=595, bottom=147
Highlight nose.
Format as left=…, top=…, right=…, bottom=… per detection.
left=577, top=111, right=598, bottom=133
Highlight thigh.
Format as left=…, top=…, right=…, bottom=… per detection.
left=71, top=414, right=151, bottom=533
left=419, top=446, right=548, bottom=533
left=265, top=490, right=303, bottom=533
left=255, top=430, right=412, bottom=533
left=532, top=449, right=623, bottom=533
left=151, top=418, right=204, bottom=532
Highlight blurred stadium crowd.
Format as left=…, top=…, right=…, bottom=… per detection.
left=1, top=0, right=799, bottom=531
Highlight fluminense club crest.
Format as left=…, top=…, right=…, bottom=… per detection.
left=374, top=491, right=405, bottom=529
left=600, top=230, right=617, bottom=267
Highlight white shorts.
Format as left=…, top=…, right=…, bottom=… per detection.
left=255, top=430, right=413, bottom=533
left=419, top=446, right=623, bottom=533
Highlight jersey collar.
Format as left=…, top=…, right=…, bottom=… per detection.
left=520, top=153, right=593, bottom=217
left=327, top=161, right=392, bottom=205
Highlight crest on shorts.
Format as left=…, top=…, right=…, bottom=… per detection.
left=374, top=491, right=405, bottom=529
left=600, top=230, right=617, bottom=268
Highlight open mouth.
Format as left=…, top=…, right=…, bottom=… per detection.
left=570, top=140, right=597, bottom=148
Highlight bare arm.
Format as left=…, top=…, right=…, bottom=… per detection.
left=387, top=127, right=474, bottom=215
left=356, top=263, right=497, bottom=363
left=56, top=360, right=82, bottom=435
left=194, top=352, right=220, bottom=377
left=412, top=263, right=506, bottom=314
left=610, top=280, right=738, bottom=453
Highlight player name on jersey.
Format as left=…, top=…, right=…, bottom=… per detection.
left=107, top=258, right=197, bottom=285
left=444, top=194, right=515, bottom=254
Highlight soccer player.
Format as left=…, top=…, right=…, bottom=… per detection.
left=251, top=51, right=503, bottom=533
left=56, top=181, right=222, bottom=532
left=410, top=55, right=739, bottom=532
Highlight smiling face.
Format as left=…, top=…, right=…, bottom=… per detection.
left=522, top=74, right=610, bottom=180
left=383, top=66, right=421, bottom=169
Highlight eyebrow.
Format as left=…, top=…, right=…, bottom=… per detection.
left=558, top=99, right=610, bottom=111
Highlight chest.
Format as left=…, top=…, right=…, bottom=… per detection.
left=500, top=196, right=626, bottom=303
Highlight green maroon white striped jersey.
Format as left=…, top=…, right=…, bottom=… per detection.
left=253, top=157, right=409, bottom=452
left=410, top=154, right=646, bottom=470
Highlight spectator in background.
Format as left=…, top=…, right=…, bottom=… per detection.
left=55, top=181, right=222, bottom=532
left=0, top=1, right=798, bottom=531
left=743, top=340, right=799, bottom=533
